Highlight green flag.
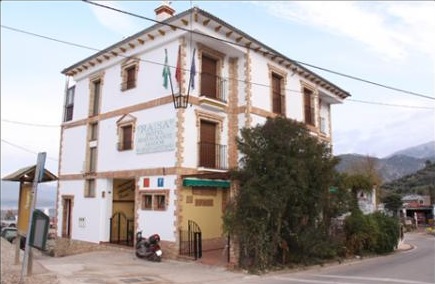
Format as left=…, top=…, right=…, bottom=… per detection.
left=162, top=49, right=170, bottom=89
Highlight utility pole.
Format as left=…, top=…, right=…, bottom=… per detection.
left=19, top=152, right=46, bottom=284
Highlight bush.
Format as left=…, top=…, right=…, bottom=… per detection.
left=371, top=212, right=400, bottom=254
left=344, top=210, right=400, bottom=255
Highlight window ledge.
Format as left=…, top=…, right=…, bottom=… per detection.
left=197, top=167, right=228, bottom=172
left=198, top=96, right=227, bottom=111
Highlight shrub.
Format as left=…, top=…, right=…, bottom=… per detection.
left=344, top=210, right=400, bottom=255
left=371, top=212, right=400, bottom=254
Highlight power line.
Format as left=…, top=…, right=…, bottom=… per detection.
left=1, top=24, right=434, bottom=109
left=82, top=0, right=435, bottom=101
left=1, top=139, right=58, bottom=162
left=346, top=99, right=434, bottom=110
left=2, top=119, right=59, bottom=128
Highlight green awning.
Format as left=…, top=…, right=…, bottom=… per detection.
left=182, top=178, right=230, bottom=188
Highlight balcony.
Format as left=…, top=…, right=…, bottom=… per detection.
left=200, top=74, right=227, bottom=104
left=198, top=142, right=228, bottom=170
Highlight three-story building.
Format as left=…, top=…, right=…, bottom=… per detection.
left=56, top=3, right=350, bottom=261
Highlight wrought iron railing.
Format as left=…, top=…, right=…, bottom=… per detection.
left=200, top=74, right=227, bottom=103
left=198, top=142, right=228, bottom=170
left=179, top=220, right=202, bottom=260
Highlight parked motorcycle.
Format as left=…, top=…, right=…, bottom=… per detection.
left=135, top=231, right=162, bottom=262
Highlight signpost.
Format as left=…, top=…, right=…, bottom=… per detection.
left=20, top=152, right=46, bottom=283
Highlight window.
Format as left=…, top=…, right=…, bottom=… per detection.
left=272, top=73, right=284, bottom=115
left=118, top=124, right=133, bottom=151
left=199, top=120, right=217, bottom=168
left=304, top=88, right=315, bottom=126
left=126, top=66, right=136, bottom=89
left=64, top=86, right=75, bottom=122
left=88, top=147, right=97, bottom=172
left=121, top=59, right=139, bottom=91
left=116, top=114, right=136, bottom=151
left=90, top=79, right=101, bottom=116
left=198, top=45, right=226, bottom=102
left=142, top=194, right=152, bottom=210
left=155, top=195, right=166, bottom=210
left=196, top=110, right=227, bottom=170
left=201, top=55, right=218, bottom=99
left=85, top=179, right=96, bottom=198
left=90, top=122, right=98, bottom=141
left=140, top=190, right=168, bottom=211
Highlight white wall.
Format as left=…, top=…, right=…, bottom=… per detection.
left=97, top=104, right=178, bottom=172
left=136, top=175, right=177, bottom=242
left=60, top=127, right=87, bottom=174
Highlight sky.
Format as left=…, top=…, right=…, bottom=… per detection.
left=1, top=1, right=434, bottom=179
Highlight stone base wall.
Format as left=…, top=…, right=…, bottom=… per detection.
left=44, top=238, right=132, bottom=257
left=202, top=237, right=226, bottom=252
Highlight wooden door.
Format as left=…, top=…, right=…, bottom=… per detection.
left=62, top=197, right=72, bottom=238
left=201, top=55, right=217, bottom=99
left=200, top=121, right=216, bottom=168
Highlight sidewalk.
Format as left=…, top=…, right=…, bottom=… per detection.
left=34, top=249, right=249, bottom=284
left=1, top=237, right=416, bottom=284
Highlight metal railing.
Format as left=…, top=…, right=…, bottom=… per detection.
left=179, top=220, right=202, bottom=260
left=198, top=142, right=228, bottom=170
left=200, top=74, right=227, bottom=103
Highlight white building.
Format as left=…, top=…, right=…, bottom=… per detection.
left=56, top=3, right=350, bottom=262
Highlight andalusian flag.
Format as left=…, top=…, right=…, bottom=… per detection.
left=162, top=48, right=170, bottom=89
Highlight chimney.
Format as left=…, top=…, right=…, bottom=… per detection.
left=155, top=1, right=175, bottom=21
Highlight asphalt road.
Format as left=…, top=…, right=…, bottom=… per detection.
left=33, top=232, right=434, bottom=284
left=237, top=232, right=435, bottom=284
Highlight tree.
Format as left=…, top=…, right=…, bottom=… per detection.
left=381, top=193, right=403, bottom=217
left=224, top=117, right=339, bottom=271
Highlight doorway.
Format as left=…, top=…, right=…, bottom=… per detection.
left=110, top=179, right=135, bottom=246
left=61, top=196, right=73, bottom=238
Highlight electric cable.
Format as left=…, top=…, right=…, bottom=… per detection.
left=2, top=24, right=433, bottom=110
left=1, top=139, right=59, bottom=162
left=81, top=0, right=435, bottom=101
left=1, top=119, right=60, bottom=128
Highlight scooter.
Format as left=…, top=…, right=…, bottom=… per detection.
left=135, top=231, right=162, bottom=262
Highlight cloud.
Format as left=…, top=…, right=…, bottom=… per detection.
left=254, top=1, right=435, bottom=61
left=88, top=1, right=143, bottom=36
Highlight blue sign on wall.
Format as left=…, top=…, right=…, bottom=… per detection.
left=157, top=177, right=164, bottom=187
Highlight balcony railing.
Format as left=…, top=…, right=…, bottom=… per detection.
left=200, top=74, right=227, bottom=103
left=198, top=142, right=228, bottom=170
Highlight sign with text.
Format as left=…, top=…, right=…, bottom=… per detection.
left=136, top=119, right=176, bottom=154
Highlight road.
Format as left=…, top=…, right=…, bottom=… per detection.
left=29, top=231, right=433, bottom=283
left=235, top=232, right=435, bottom=284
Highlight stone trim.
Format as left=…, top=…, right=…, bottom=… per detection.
left=61, top=96, right=174, bottom=130
left=244, top=50, right=252, bottom=128
left=120, top=57, right=140, bottom=91
left=197, top=43, right=225, bottom=98
left=268, top=63, right=288, bottom=116
left=88, top=73, right=104, bottom=117
left=116, top=114, right=137, bottom=151
left=228, top=57, right=239, bottom=169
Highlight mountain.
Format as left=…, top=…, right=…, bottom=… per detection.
left=336, top=141, right=435, bottom=183
left=381, top=162, right=435, bottom=196
left=387, top=141, right=435, bottom=159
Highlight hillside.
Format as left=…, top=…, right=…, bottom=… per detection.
left=336, top=140, right=435, bottom=183
left=387, top=141, right=435, bottom=159
left=381, top=162, right=435, bottom=197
